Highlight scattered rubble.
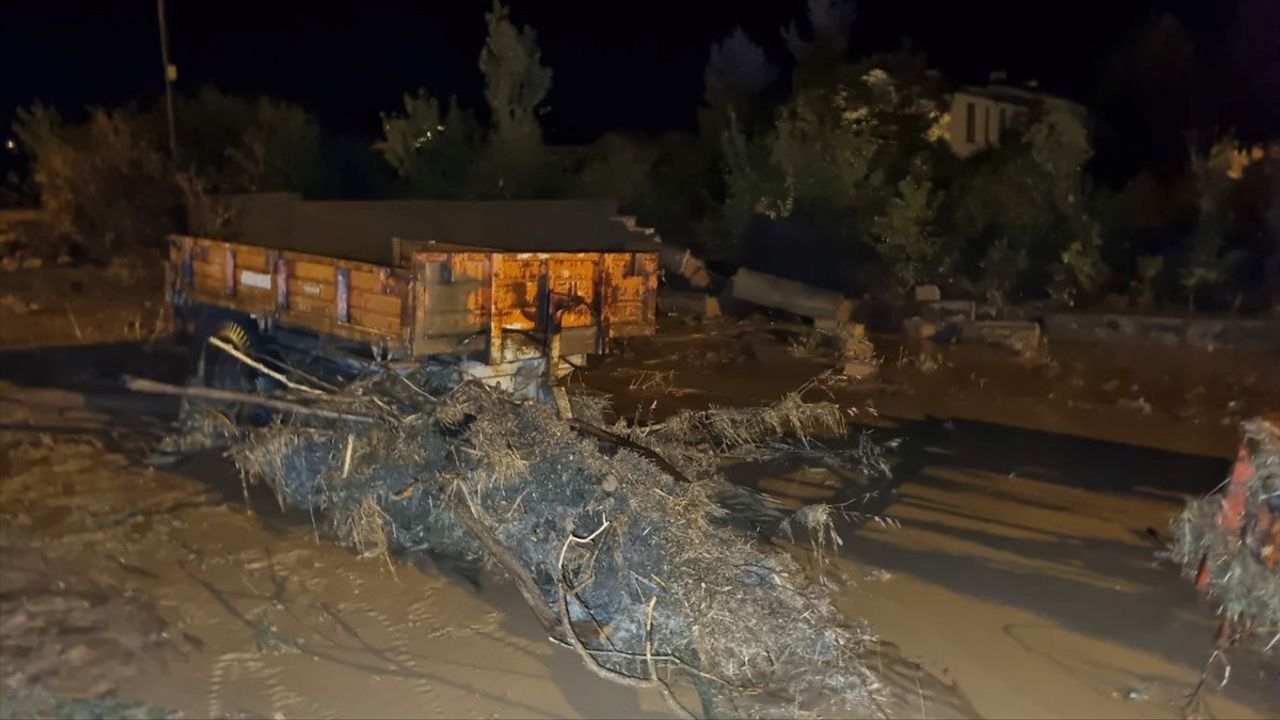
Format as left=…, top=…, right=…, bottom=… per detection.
left=957, top=320, right=1043, bottom=357
left=901, top=317, right=938, bottom=343
left=835, top=323, right=879, bottom=381
left=919, top=300, right=976, bottom=325
left=779, top=322, right=880, bottom=382
left=0, top=294, right=35, bottom=315
left=912, top=285, right=941, bottom=303
left=1116, top=397, right=1154, bottom=415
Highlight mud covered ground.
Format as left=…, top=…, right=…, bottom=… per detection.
left=1, top=278, right=1278, bottom=718
left=0, top=252, right=168, bottom=350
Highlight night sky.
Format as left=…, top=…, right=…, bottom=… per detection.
left=0, top=0, right=1247, bottom=144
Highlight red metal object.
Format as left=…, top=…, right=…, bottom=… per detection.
left=1216, top=615, right=1236, bottom=647
left=1195, top=555, right=1211, bottom=589
left=1218, top=444, right=1254, bottom=534
left=1187, top=415, right=1279, bottom=650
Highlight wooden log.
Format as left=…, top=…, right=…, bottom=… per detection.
left=657, top=246, right=710, bottom=289
left=730, top=268, right=853, bottom=323
left=123, top=376, right=376, bottom=423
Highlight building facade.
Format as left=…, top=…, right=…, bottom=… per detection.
left=948, top=81, right=1085, bottom=158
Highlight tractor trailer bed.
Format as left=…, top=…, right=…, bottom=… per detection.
left=166, top=234, right=659, bottom=367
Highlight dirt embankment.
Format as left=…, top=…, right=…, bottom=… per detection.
left=0, top=252, right=168, bottom=349
left=591, top=317, right=1280, bottom=459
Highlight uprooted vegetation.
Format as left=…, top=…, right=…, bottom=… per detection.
left=168, top=361, right=896, bottom=718
left=1172, top=418, right=1280, bottom=654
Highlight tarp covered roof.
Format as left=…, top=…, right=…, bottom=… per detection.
left=222, top=193, right=659, bottom=265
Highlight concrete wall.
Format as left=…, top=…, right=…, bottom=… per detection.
left=1043, top=312, right=1280, bottom=354
left=220, top=193, right=648, bottom=266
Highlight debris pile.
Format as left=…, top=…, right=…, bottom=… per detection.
left=209, top=366, right=892, bottom=717
left=835, top=323, right=879, bottom=380
left=957, top=320, right=1043, bottom=357
left=781, top=324, right=879, bottom=382
left=1173, top=416, right=1280, bottom=652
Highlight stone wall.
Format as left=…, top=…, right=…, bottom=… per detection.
left=1043, top=313, right=1280, bottom=354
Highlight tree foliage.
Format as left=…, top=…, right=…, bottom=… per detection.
left=954, top=100, right=1104, bottom=305
left=9, top=0, right=1272, bottom=312
left=169, top=88, right=328, bottom=195
left=718, top=49, right=950, bottom=284
left=476, top=0, right=555, bottom=198
left=13, top=88, right=364, bottom=256
left=871, top=174, right=943, bottom=289
left=567, top=133, right=655, bottom=209
left=782, top=0, right=857, bottom=86
left=13, top=104, right=176, bottom=253
left=376, top=90, right=481, bottom=198
left=700, top=28, right=778, bottom=137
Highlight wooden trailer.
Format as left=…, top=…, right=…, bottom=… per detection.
left=166, top=234, right=659, bottom=375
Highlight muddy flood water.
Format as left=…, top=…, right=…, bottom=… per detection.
left=1, top=322, right=1278, bottom=719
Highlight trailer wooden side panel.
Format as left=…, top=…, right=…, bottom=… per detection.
left=169, top=235, right=657, bottom=362
left=171, top=236, right=413, bottom=351
left=602, top=252, right=659, bottom=337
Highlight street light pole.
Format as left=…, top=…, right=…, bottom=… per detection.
left=156, top=0, right=177, bottom=158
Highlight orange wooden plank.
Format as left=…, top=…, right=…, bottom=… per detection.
left=292, top=260, right=339, bottom=282
left=193, top=274, right=225, bottom=295
left=232, top=247, right=270, bottom=272
left=286, top=295, right=336, bottom=316
left=349, top=270, right=384, bottom=292
left=349, top=292, right=403, bottom=315
left=287, top=278, right=336, bottom=301
left=349, top=310, right=401, bottom=334
left=233, top=287, right=275, bottom=304
left=192, top=260, right=224, bottom=280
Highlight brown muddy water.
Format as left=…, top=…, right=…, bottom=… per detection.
left=1, top=330, right=1277, bottom=719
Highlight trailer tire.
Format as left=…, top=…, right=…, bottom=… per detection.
left=199, top=319, right=280, bottom=427
left=202, top=320, right=257, bottom=391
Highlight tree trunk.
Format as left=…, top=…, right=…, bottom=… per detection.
left=730, top=268, right=853, bottom=323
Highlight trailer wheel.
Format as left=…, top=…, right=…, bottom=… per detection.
left=202, top=321, right=256, bottom=391
left=200, top=320, right=279, bottom=426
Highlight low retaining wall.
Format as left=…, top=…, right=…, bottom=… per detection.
left=1043, top=313, right=1280, bottom=354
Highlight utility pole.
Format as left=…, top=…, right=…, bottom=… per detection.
left=156, top=0, right=177, bottom=158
